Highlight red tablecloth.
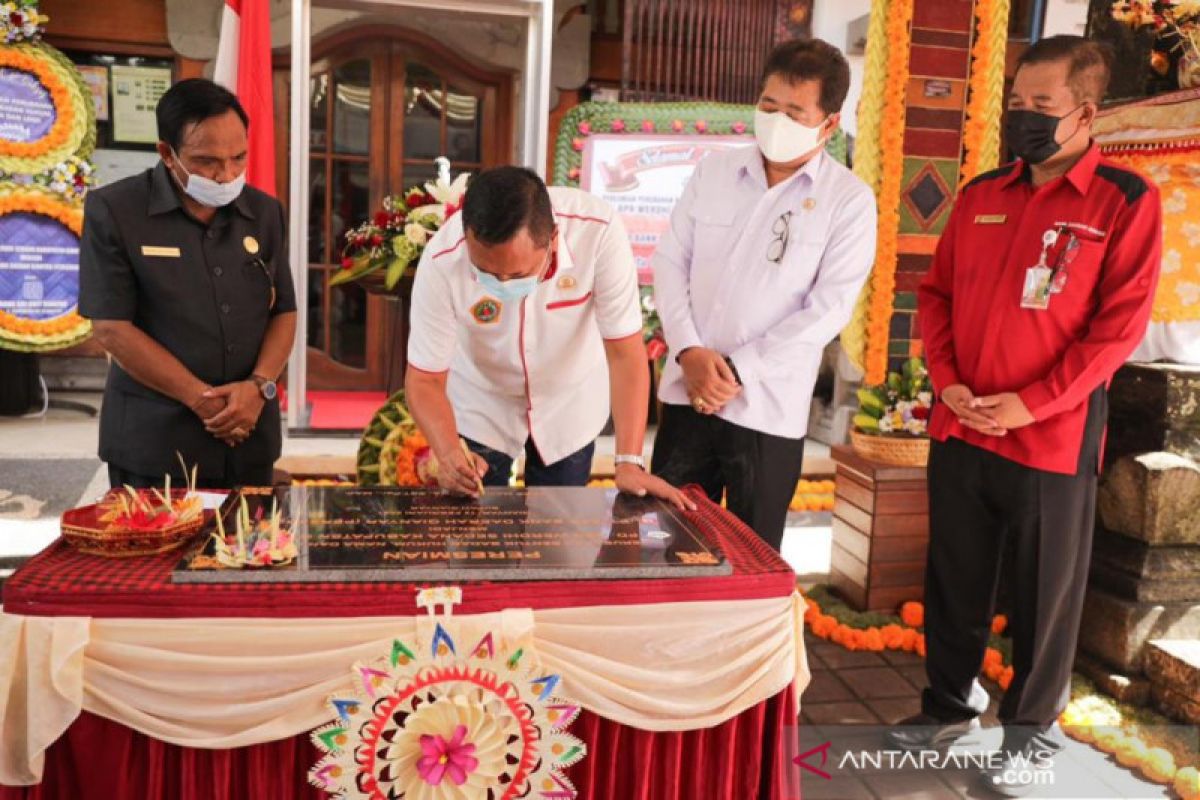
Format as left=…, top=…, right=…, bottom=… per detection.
left=3, top=488, right=795, bottom=619
left=1, top=488, right=803, bottom=799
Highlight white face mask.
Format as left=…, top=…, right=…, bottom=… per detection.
left=753, top=109, right=827, bottom=164
left=170, top=149, right=246, bottom=208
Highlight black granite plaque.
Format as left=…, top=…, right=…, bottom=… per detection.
left=172, top=486, right=731, bottom=583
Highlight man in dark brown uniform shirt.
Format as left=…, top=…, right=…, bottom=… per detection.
left=79, top=78, right=296, bottom=489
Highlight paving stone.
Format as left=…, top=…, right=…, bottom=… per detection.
left=841, top=667, right=918, bottom=700
left=897, top=664, right=930, bottom=691
left=800, top=776, right=876, bottom=799
left=882, top=648, right=925, bottom=667
left=862, top=772, right=960, bottom=799
left=870, top=697, right=922, bottom=725
left=803, top=672, right=855, bottom=704
left=803, top=700, right=880, bottom=726
left=816, top=646, right=888, bottom=669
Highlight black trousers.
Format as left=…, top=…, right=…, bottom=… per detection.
left=651, top=403, right=805, bottom=551
left=108, top=459, right=274, bottom=491
left=921, top=389, right=1105, bottom=733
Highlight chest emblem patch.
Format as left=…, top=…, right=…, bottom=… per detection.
left=974, top=214, right=1007, bottom=225
left=243, top=235, right=260, bottom=254
left=557, top=275, right=577, bottom=290
left=471, top=297, right=501, bottom=325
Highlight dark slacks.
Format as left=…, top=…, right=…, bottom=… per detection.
left=108, top=459, right=275, bottom=491
left=651, top=403, right=805, bottom=551
left=464, top=438, right=596, bottom=488
left=921, top=389, right=1106, bottom=734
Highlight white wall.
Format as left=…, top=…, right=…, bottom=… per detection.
left=811, top=0, right=872, bottom=139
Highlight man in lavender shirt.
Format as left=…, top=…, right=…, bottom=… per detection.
left=651, top=39, right=877, bottom=550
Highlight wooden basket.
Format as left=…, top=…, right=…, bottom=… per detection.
left=61, top=490, right=206, bottom=558
left=850, top=430, right=930, bottom=467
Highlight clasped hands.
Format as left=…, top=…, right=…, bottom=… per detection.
left=680, top=347, right=741, bottom=415
left=190, top=381, right=265, bottom=447
left=942, top=384, right=1034, bottom=436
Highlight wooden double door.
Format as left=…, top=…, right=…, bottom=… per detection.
left=277, top=28, right=513, bottom=391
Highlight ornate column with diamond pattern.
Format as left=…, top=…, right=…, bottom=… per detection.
left=889, top=0, right=979, bottom=366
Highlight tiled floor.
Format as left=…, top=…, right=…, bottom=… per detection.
left=799, top=636, right=1173, bottom=799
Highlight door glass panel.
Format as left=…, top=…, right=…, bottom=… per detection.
left=307, top=159, right=327, bottom=264
left=329, top=283, right=367, bottom=367
left=445, top=88, right=480, bottom=163
left=333, top=60, right=371, bottom=155
left=306, top=268, right=326, bottom=349
left=310, top=73, right=329, bottom=150
left=331, top=161, right=370, bottom=255
left=404, top=62, right=443, bottom=161
left=401, top=161, right=439, bottom=193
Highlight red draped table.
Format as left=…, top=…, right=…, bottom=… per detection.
left=0, top=488, right=805, bottom=800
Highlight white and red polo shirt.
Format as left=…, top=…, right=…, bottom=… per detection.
left=407, top=187, right=642, bottom=464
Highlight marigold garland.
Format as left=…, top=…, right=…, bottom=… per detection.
left=0, top=188, right=90, bottom=347
left=840, top=0, right=894, bottom=373
left=0, top=42, right=93, bottom=173
left=803, top=586, right=1200, bottom=794
left=959, top=0, right=1012, bottom=187
left=862, top=0, right=913, bottom=386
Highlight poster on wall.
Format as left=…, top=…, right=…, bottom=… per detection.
left=76, top=64, right=109, bottom=121
left=580, top=134, right=750, bottom=283
left=111, top=64, right=170, bottom=144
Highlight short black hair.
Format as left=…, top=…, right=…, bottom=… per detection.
left=1017, top=35, right=1113, bottom=104
left=461, top=166, right=555, bottom=247
left=156, top=78, right=249, bottom=152
left=761, top=39, right=851, bottom=115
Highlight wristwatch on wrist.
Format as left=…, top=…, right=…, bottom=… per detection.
left=250, top=374, right=278, bottom=401
left=614, top=454, right=646, bottom=470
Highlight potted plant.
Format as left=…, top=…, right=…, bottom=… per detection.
left=850, top=356, right=933, bottom=467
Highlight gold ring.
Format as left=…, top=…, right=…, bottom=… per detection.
left=693, top=398, right=706, bottom=410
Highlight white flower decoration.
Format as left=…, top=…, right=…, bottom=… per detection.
left=1182, top=222, right=1200, bottom=249
left=405, top=222, right=429, bottom=246
left=1175, top=282, right=1200, bottom=306
left=1163, top=249, right=1183, bottom=275
left=1163, top=188, right=1188, bottom=215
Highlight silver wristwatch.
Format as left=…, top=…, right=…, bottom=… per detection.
left=614, top=454, right=646, bottom=470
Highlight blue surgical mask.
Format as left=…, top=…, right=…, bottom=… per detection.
left=470, top=247, right=551, bottom=303
left=170, top=148, right=246, bottom=208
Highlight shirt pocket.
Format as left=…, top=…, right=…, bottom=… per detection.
left=546, top=290, right=593, bottom=311
left=689, top=205, right=737, bottom=258
left=1057, top=239, right=1106, bottom=302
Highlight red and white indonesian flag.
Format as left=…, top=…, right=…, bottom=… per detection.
left=213, top=0, right=276, bottom=196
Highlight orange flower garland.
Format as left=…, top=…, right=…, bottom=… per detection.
left=804, top=595, right=1011, bottom=688
left=0, top=44, right=87, bottom=172
left=0, top=189, right=89, bottom=345
left=863, top=0, right=914, bottom=385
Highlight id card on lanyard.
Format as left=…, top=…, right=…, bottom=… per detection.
left=1021, top=226, right=1080, bottom=310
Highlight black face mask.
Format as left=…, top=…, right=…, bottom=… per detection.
left=1004, top=106, right=1082, bottom=165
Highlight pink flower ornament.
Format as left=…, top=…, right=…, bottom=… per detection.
left=417, top=725, right=479, bottom=787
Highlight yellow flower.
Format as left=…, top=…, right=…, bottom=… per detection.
left=1175, top=767, right=1200, bottom=800
left=1139, top=748, right=1176, bottom=785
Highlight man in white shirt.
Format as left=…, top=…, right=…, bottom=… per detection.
left=407, top=166, right=691, bottom=509
left=652, top=39, right=877, bottom=548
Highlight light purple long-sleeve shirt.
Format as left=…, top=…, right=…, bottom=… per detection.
left=653, top=144, right=877, bottom=438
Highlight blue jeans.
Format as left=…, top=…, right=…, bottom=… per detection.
left=463, top=438, right=595, bottom=487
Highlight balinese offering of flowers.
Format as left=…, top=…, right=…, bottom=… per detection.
left=208, top=494, right=296, bottom=568
left=853, top=357, right=932, bottom=436
left=61, top=460, right=205, bottom=557
left=358, top=390, right=442, bottom=487
left=850, top=357, right=933, bottom=467
left=332, top=157, right=469, bottom=292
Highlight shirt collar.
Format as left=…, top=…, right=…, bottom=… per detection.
left=999, top=142, right=1100, bottom=195
left=738, top=145, right=824, bottom=190
left=148, top=161, right=256, bottom=220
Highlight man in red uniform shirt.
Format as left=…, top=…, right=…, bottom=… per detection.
left=885, top=36, right=1162, bottom=795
